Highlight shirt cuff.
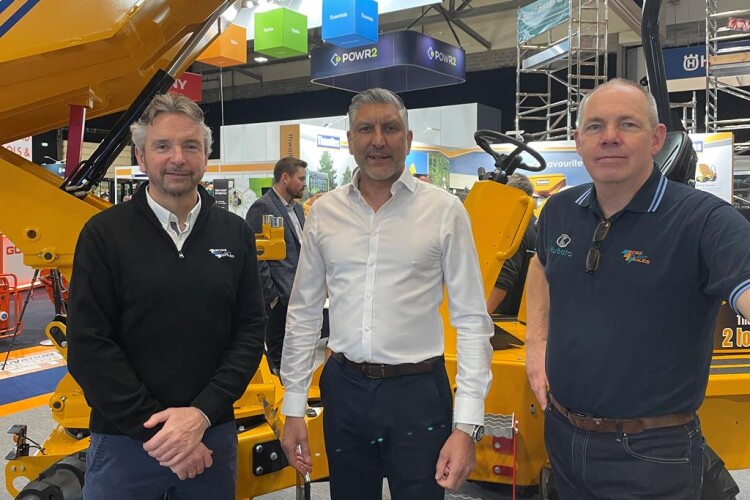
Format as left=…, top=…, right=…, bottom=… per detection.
left=453, top=396, right=485, bottom=426
left=194, top=407, right=211, bottom=426
left=281, top=391, right=309, bottom=417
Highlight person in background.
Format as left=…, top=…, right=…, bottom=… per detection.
left=487, top=172, right=537, bottom=316
left=279, top=87, right=493, bottom=499
left=414, top=172, right=432, bottom=183
left=245, top=156, right=307, bottom=373
left=67, top=92, right=267, bottom=499
left=527, top=78, right=750, bottom=499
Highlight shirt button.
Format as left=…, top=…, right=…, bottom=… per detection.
left=367, top=293, right=372, bottom=298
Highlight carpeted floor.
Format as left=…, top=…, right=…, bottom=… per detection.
left=0, top=291, right=64, bottom=409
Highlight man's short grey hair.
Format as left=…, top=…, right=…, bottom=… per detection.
left=130, top=93, right=213, bottom=157
left=507, top=173, right=534, bottom=197
left=576, top=78, right=659, bottom=129
left=348, top=88, right=409, bottom=130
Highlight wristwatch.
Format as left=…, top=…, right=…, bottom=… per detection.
left=453, top=423, right=484, bottom=443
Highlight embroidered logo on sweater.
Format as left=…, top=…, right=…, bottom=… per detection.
left=209, top=249, right=235, bottom=259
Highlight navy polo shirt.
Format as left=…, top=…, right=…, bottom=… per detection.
left=537, top=166, right=750, bottom=418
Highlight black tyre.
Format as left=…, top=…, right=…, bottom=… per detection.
left=539, top=464, right=559, bottom=500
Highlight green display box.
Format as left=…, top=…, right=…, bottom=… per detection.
left=254, top=8, right=308, bottom=59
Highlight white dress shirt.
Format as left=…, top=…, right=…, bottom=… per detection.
left=145, top=187, right=201, bottom=251
left=281, top=167, right=493, bottom=425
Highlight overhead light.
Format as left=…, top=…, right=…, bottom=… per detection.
left=254, top=56, right=269, bottom=63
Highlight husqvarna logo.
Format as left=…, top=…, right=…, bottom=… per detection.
left=427, top=46, right=458, bottom=66
left=330, top=48, right=379, bottom=67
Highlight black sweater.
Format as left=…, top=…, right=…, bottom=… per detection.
left=67, top=184, right=267, bottom=441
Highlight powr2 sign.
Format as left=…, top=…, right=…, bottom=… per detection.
left=427, top=47, right=457, bottom=66
left=330, top=48, right=378, bottom=66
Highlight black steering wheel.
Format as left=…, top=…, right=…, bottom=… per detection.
left=474, top=130, right=547, bottom=184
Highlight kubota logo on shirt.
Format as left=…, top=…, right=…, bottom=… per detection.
left=549, top=233, right=573, bottom=257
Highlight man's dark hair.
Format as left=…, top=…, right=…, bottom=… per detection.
left=273, top=157, right=307, bottom=183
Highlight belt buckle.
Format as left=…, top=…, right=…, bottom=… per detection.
left=362, top=364, right=386, bottom=378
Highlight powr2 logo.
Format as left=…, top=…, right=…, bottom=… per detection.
left=330, top=48, right=379, bottom=67
left=427, top=46, right=457, bottom=66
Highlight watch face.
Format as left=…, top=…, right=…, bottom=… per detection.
left=473, top=425, right=485, bottom=442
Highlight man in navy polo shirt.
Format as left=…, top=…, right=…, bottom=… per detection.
left=526, top=78, right=750, bottom=499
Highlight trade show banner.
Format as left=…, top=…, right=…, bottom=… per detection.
left=170, top=72, right=203, bottom=102
left=280, top=124, right=301, bottom=159
left=322, top=0, right=378, bottom=48
left=213, top=178, right=231, bottom=210
left=310, top=30, right=465, bottom=92
left=712, top=303, right=750, bottom=353
left=1, top=234, right=36, bottom=288
left=691, top=132, right=733, bottom=202
left=2, top=137, right=32, bottom=161
left=297, top=124, right=353, bottom=191
left=517, top=0, right=570, bottom=43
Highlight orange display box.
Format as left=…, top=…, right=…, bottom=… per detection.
left=198, top=24, right=247, bottom=67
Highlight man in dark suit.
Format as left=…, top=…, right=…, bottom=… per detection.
left=246, top=157, right=307, bottom=372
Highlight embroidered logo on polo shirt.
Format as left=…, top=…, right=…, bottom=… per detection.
left=549, top=233, right=573, bottom=258
left=621, top=249, right=651, bottom=265
left=209, top=249, right=235, bottom=259
left=556, top=234, right=571, bottom=248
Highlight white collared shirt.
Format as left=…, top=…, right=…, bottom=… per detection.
left=272, top=186, right=304, bottom=240
left=281, top=168, right=493, bottom=424
left=145, top=187, right=201, bottom=251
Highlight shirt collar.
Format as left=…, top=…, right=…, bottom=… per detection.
left=348, top=166, right=417, bottom=198
left=272, top=186, right=295, bottom=208
left=575, top=165, right=668, bottom=214
left=145, top=186, right=201, bottom=230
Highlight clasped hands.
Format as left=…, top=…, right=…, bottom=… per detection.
left=143, top=407, right=212, bottom=480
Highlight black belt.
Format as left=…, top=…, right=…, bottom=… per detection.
left=549, top=394, right=695, bottom=434
left=331, top=352, right=442, bottom=379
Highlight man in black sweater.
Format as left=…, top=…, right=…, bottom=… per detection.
left=67, top=93, right=267, bottom=499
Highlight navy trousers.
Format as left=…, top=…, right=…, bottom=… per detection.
left=265, top=302, right=288, bottom=372
left=319, top=355, right=453, bottom=500
left=545, top=401, right=704, bottom=499
left=83, top=422, right=237, bottom=500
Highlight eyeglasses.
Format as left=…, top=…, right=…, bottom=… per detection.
left=585, top=219, right=612, bottom=274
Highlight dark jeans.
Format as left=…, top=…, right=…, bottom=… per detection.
left=83, top=422, right=237, bottom=500
left=319, top=355, right=453, bottom=500
left=545, top=402, right=705, bottom=500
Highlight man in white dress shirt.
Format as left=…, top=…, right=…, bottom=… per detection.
left=279, top=88, right=493, bottom=498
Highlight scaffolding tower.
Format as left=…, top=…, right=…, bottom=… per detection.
left=705, top=1, right=750, bottom=153
left=515, top=0, right=609, bottom=140
left=672, top=92, right=698, bottom=134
